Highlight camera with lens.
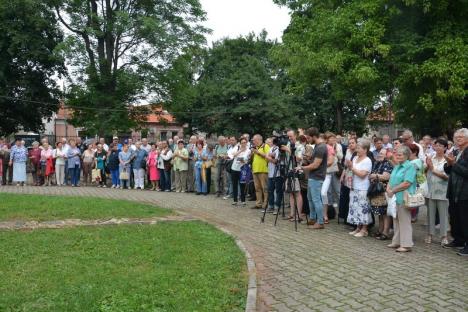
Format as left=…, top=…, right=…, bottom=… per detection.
left=287, top=168, right=305, bottom=180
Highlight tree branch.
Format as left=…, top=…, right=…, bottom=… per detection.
left=55, top=8, right=84, bottom=36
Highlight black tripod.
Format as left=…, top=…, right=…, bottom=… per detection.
left=261, top=146, right=308, bottom=231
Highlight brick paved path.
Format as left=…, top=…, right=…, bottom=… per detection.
left=1, top=186, right=467, bottom=311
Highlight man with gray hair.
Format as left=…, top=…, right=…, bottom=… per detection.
left=444, top=128, right=468, bottom=256
left=401, top=130, right=425, bottom=161
left=214, top=136, right=229, bottom=197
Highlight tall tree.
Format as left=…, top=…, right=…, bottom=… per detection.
left=275, top=0, right=468, bottom=135
left=0, top=0, right=65, bottom=136
left=273, top=0, right=388, bottom=133
left=54, top=0, right=208, bottom=136
left=384, top=0, right=468, bottom=135
left=165, top=33, right=299, bottom=136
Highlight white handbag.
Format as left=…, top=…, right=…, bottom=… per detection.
left=404, top=190, right=425, bottom=208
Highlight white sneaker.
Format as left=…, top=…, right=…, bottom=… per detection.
left=134, top=186, right=138, bottom=190
left=241, top=202, right=246, bottom=206
left=111, top=185, right=115, bottom=188
left=223, top=196, right=231, bottom=200
left=232, top=202, right=238, bottom=206
left=102, top=185, right=107, bottom=188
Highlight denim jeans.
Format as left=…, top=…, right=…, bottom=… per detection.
left=110, top=169, right=120, bottom=186
left=69, top=165, right=80, bottom=186
left=307, top=178, right=324, bottom=224
left=164, top=170, right=171, bottom=191
left=194, top=166, right=207, bottom=193
left=268, top=176, right=284, bottom=209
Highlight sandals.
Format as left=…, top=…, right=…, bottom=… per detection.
left=354, top=231, right=368, bottom=237
left=387, top=244, right=399, bottom=249
left=324, top=218, right=329, bottom=224
left=425, top=236, right=432, bottom=244
left=376, top=234, right=389, bottom=241
left=396, top=247, right=412, bottom=253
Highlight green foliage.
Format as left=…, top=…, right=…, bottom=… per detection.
left=165, top=33, right=299, bottom=136
left=275, top=0, right=468, bottom=135
left=273, top=0, right=387, bottom=133
left=0, top=222, right=247, bottom=311
left=0, top=0, right=65, bottom=136
left=0, top=194, right=171, bottom=221
left=386, top=0, right=468, bottom=135
left=54, top=0, right=208, bottom=136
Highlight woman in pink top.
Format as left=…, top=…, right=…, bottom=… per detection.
left=40, top=142, right=54, bottom=186
left=147, top=143, right=160, bottom=190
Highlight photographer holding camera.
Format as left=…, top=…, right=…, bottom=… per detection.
left=280, top=130, right=305, bottom=221
left=265, top=136, right=284, bottom=214
left=251, top=134, right=270, bottom=210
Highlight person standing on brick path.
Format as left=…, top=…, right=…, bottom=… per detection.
left=251, top=134, right=270, bottom=210
left=444, top=128, right=468, bottom=256
left=9, top=138, right=27, bottom=186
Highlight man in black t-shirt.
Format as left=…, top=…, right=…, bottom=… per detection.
left=301, top=127, right=328, bottom=229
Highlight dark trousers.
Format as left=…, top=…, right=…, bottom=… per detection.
left=268, top=176, right=284, bottom=208
left=206, top=167, right=211, bottom=194
left=31, top=164, right=41, bottom=185
left=231, top=171, right=246, bottom=203
left=164, top=170, right=171, bottom=191
left=216, top=163, right=226, bottom=195
left=449, top=200, right=468, bottom=245
left=159, top=169, right=171, bottom=191
left=339, top=184, right=351, bottom=220
left=3, top=163, right=13, bottom=184
left=301, top=188, right=309, bottom=215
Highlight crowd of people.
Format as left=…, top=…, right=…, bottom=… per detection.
left=0, top=127, right=467, bottom=256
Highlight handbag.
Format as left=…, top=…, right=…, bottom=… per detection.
left=367, top=177, right=385, bottom=198
left=119, top=171, right=129, bottom=180
left=403, top=190, right=425, bottom=208
left=225, top=159, right=234, bottom=173
left=204, top=160, right=213, bottom=168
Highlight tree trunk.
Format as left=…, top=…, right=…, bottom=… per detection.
left=335, top=101, right=343, bottom=134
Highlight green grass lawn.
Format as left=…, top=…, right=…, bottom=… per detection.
left=0, top=222, right=247, bottom=311
left=0, top=194, right=171, bottom=221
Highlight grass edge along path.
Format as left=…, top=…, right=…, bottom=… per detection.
left=0, top=193, right=172, bottom=221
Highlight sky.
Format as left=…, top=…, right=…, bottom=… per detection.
left=199, top=0, right=291, bottom=44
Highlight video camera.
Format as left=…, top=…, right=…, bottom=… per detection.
left=273, top=130, right=295, bottom=153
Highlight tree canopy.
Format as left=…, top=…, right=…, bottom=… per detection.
left=54, top=0, right=208, bottom=136
left=165, top=33, right=300, bottom=136
left=0, top=0, right=65, bottom=136
left=274, top=0, right=468, bottom=135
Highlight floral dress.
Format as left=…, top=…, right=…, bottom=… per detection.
left=347, top=157, right=373, bottom=225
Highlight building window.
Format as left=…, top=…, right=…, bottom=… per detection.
left=160, top=131, right=167, bottom=141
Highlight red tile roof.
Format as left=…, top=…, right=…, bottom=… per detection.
left=367, top=106, right=394, bottom=122
left=144, top=105, right=178, bottom=124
